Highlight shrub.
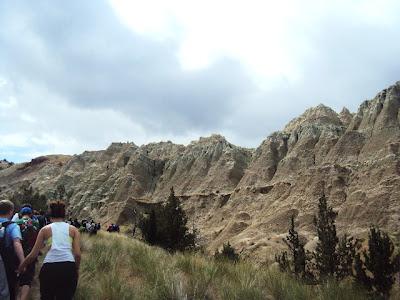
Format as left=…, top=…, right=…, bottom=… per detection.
left=214, top=242, right=240, bottom=262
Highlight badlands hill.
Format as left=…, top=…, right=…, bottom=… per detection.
left=1, top=82, right=400, bottom=259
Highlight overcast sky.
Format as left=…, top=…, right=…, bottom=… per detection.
left=1, top=0, right=400, bottom=162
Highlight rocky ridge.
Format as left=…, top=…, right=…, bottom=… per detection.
left=1, top=82, right=400, bottom=260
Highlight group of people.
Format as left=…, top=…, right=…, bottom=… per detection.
left=67, top=218, right=101, bottom=235
left=106, top=223, right=120, bottom=233
left=0, top=200, right=81, bottom=300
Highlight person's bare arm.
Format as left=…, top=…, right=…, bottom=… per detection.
left=13, top=239, right=24, bottom=264
left=18, top=227, right=46, bottom=273
left=71, top=227, right=81, bottom=271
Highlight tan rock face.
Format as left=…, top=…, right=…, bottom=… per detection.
left=1, top=82, right=400, bottom=260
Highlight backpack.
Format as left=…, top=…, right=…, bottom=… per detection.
left=17, top=218, right=39, bottom=255
left=0, top=221, right=18, bottom=274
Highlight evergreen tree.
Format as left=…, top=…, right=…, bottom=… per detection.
left=354, top=253, right=371, bottom=291
left=275, top=251, right=289, bottom=272
left=336, top=234, right=358, bottom=280
left=313, top=194, right=339, bottom=279
left=359, top=227, right=400, bottom=298
left=159, top=187, right=196, bottom=251
left=138, top=209, right=158, bottom=245
left=284, top=215, right=306, bottom=277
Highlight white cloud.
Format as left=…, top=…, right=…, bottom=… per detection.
left=0, top=133, right=29, bottom=148
left=0, top=96, right=18, bottom=109
left=109, top=0, right=400, bottom=82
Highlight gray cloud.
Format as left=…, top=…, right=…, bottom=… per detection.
left=224, top=6, right=400, bottom=145
left=0, top=0, right=255, bottom=135
left=1, top=0, right=400, bottom=161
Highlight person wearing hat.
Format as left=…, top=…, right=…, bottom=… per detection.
left=15, top=206, right=39, bottom=300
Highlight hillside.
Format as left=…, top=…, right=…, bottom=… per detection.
left=1, top=82, right=400, bottom=258
left=72, top=232, right=375, bottom=300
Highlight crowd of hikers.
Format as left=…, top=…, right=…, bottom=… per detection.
left=0, top=199, right=121, bottom=300
left=67, top=218, right=101, bottom=235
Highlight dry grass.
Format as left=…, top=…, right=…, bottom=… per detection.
left=73, top=232, right=396, bottom=300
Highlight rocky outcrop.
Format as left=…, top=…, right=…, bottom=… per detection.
left=0, top=159, right=14, bottom=171
left=1, top=82, right=400, bottom=260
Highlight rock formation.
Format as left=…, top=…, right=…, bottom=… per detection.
left=1, top=82, right=400, bottom=260
left=0, top=159, right=14, bottom=171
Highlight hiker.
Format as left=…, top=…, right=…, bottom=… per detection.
left=0, top=200, right=25, bottom=300
left=85, top=221, right=91, bottom=233
left=36, top=211, right=48, bottom=230
left=18, top=200, right=81, bottom=300
left=0, top=255, right=9, bottom=300
left=72, top=219, right=81, bottom=229
left=15, top=207, right=39, bottom=300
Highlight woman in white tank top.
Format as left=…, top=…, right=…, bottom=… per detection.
left=18, top=201, right=81, bottom=300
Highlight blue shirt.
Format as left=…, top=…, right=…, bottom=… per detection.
left=0, top=217, right=22, bottom=248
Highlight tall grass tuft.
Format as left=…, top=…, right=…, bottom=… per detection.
left=75, top=232, right=376, bottom=299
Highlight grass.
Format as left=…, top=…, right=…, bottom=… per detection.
left=74, top=232, right=397, bottom=300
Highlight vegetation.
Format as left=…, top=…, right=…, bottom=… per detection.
left=75, top=232, right=373, bottom=300
left=354, top=227, right=400, bottom=298
left=276, top=215, right=307, bottom=278
left=138, top=187, right=196, bottom=252
left=276, top=195, right=400, bottom=299
left=214, top=241, right=240, bottom=262
left=313, top=194, right=339, bottom=279
left=335, top=234, right=357, bottom=281
left=54, top=184, right=66, bottom=200
left=10, top=185, right=47, bottom=211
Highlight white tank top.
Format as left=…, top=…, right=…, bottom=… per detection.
left=43, top=222, right=75, bottom=263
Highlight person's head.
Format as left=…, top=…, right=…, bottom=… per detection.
left=21, top=203, right=33, bottom=210
left=20, top=206, right=33, bottom=218
left=0, top=200, right=15, bottom=218
left=48, top=200, right=66, bottom=219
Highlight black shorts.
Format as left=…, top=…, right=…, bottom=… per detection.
left=39, top=262, right=78, bottom=300
left=19, top=262, right=36, bottom=287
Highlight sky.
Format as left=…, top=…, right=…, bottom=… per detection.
left=1, top=0, right=400, bottom=162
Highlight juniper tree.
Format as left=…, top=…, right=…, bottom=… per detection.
left=313, top=194, right=339, bottom=279
left=284, top=215, right=306, bottom=277
left=336, top=234, right=358, bottom=280
left=160, top=187, right=196, bottom=251
left=139, top=209, right=158, bottom=245
left=354, top=253, right=371, bottom=291
left=357, top=226, right=400, bottom=298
